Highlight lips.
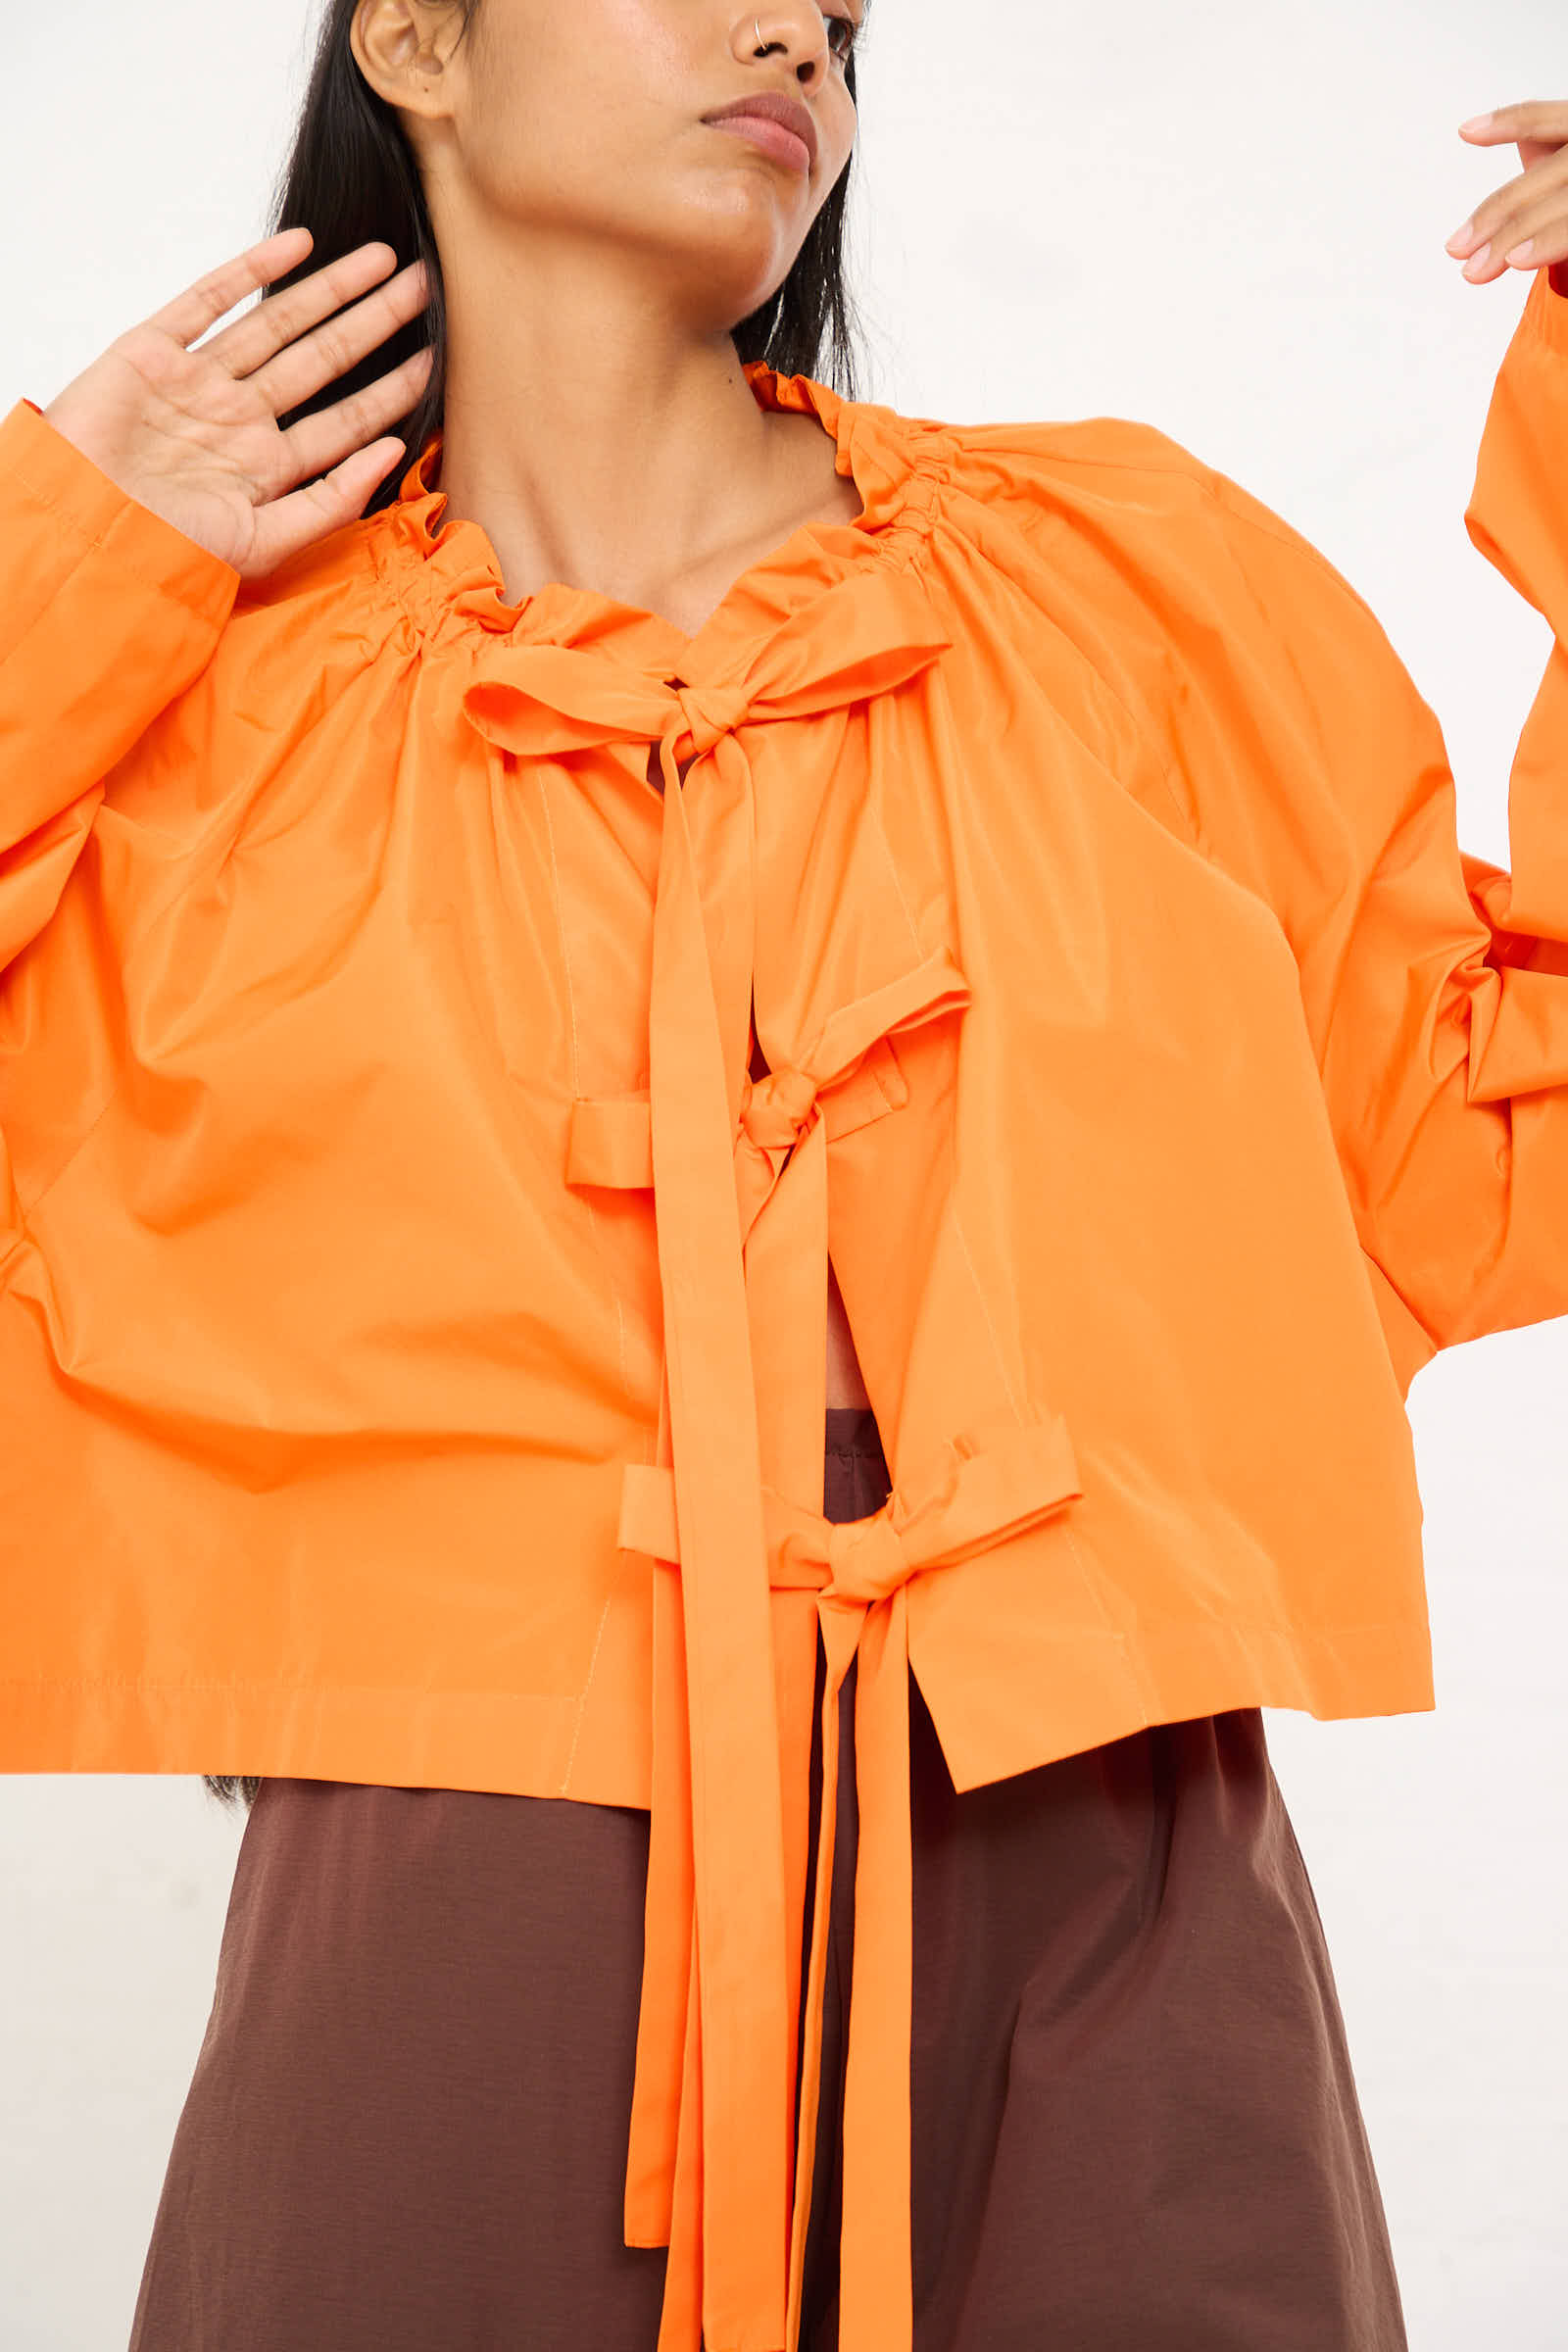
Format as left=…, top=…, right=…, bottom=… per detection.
left=702, top=90, right=818, bottom=171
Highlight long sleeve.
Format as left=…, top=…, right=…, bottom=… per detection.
left=0, top=397, right=239, bottom=963
left=997, top=273, right=1568, bottom=1396
left=0, top=396, right=239, bottom=1238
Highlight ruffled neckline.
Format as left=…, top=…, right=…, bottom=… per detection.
left=372, top=358, right=952, bottom=676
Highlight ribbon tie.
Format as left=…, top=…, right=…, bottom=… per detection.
left=459, top=569, right=1084, bottom=2350
left=616, top=1400, right=1085, bottom=2352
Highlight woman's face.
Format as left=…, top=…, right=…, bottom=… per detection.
left=354, top=0, right=863, bottom=332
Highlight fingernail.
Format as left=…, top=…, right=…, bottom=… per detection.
left=1462, top=242, right=1493, bottom=277
left=1446, top=219, right=1478, bottom=255
left=1505, top=239, right=1536, bottom=268
left=1459, top=113, right=1494, bottom=134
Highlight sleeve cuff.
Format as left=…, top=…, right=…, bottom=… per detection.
left=3, top=397, right=241, bottom=634
left=1521, top=263, right=1568, bottom=362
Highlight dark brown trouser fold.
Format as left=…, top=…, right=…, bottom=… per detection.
left=128, top=1405, right=1409, bottom=2350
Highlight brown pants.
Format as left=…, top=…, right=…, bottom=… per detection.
left=128, top=1405, right=1408, bottom=2349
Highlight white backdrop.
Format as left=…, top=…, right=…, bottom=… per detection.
left=3, top=2, right=1565, bottom=2346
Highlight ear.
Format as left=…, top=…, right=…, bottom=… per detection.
left=351, top=0, right=461, bottom=135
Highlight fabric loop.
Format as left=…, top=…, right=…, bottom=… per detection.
left=618, top=1406, right=1087, bottom=1606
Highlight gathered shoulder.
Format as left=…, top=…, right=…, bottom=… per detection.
left=932, top=408, right=1225, bottom=519
left=926, top=403, right=1391, bottom=649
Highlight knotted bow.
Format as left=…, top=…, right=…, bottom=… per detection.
left=460, top=569, right=1084, bottom=2351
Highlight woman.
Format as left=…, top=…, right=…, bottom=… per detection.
left=5, top=2, right=1567, bottom=2346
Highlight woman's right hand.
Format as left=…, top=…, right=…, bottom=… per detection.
left=42, top=227, right=434, bottom=582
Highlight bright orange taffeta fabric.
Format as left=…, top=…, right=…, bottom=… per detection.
left=5, top=271, right=1568, bottom=2352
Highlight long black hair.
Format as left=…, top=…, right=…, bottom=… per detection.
left=203, top=0, right=870, bottom=1811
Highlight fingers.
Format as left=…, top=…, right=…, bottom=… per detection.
left=211, top=241, right=401, bottom=376
left=1458, top=102, right=1568, bottom=148
left=1447, top=194, right=1568, bottom=283
left=1446, top=119, right=1568, bottom=282
left=149, top=227, right=317, bottom=352
left=151, top=232, right=433, bottom=425
left=273, top=346, right=435, bottom=493
left=249, top=436, right=415, bottom=582
left=241, top=253, right=432, bottom=417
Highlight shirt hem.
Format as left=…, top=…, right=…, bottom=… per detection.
left=0, top=1608, right=1437, bottom=1809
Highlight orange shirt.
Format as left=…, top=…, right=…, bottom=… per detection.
left=5, top=270, right=1568, bottom=2352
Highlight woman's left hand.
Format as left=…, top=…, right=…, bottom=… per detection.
left=1446, top=104, right=1568, bottom=293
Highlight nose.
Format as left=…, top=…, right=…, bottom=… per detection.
left=748, top=6, right=832, bottom=88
